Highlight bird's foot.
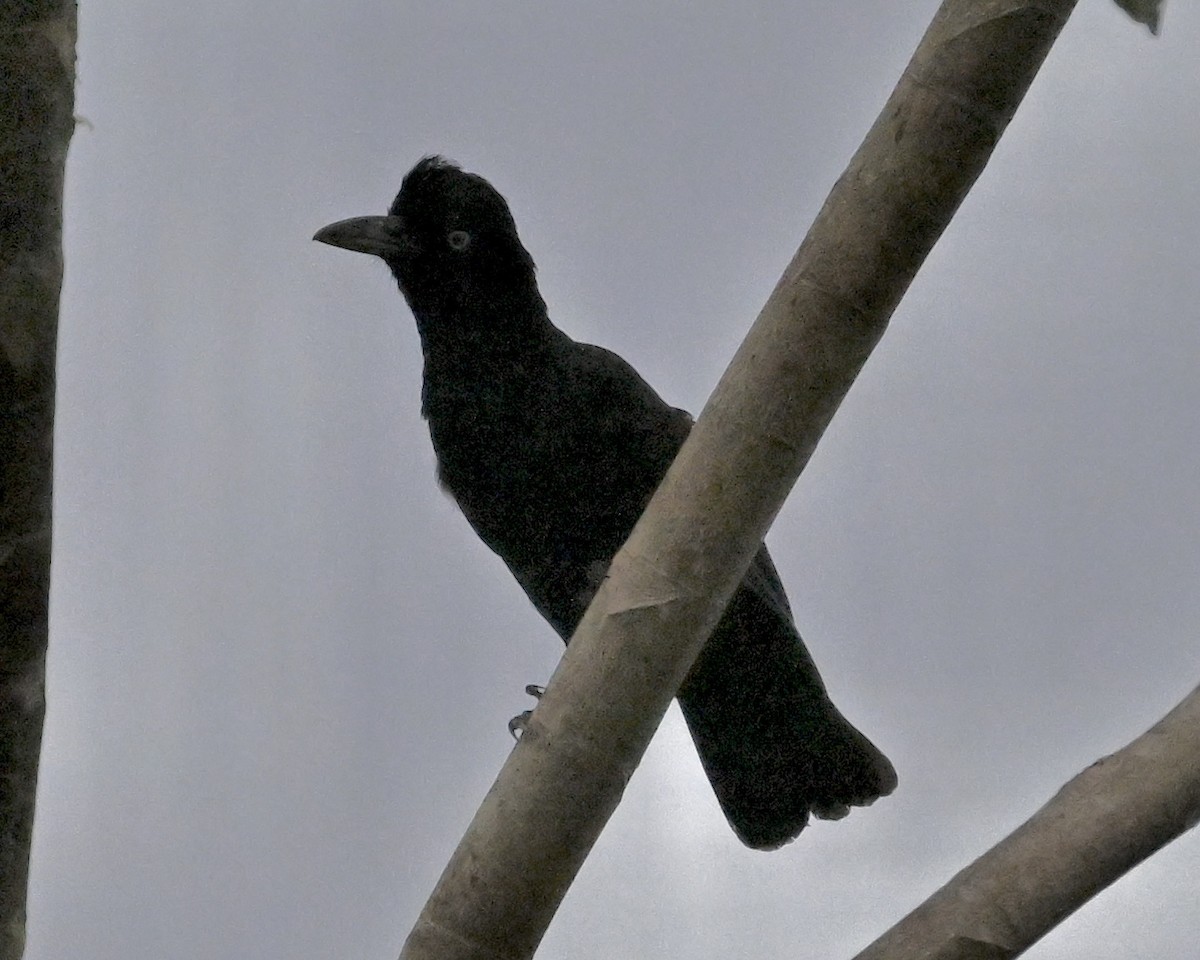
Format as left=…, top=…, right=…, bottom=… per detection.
left=508, top=684, right=546, bottom=739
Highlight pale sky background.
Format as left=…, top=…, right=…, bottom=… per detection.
left=28, top=2, right=1198, bottom=958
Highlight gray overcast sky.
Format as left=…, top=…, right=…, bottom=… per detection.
left=29, top=2, right=1197, bottom=958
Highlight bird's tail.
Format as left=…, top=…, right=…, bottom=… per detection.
left=677, top=584, right=896, bottom=850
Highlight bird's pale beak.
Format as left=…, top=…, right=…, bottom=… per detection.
left=312, top=215, right=419, bottom=258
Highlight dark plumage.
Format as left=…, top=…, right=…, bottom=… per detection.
left=314, top=156, right=896, bottom=849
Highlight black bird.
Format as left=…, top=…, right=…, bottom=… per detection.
left=314, top=156, right=896, bottom=849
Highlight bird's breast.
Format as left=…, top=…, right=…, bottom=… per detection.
left=423, top=374, right=631, bottom=571
left=424, top=377, right=564, bottom=526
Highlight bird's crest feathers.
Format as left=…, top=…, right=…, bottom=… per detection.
left=390, top=155, right=519, bottom=241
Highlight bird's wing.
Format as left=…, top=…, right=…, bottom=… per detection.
left=567, top=339, right=693, bottom=450
left=742, top=545, right=796, bottom=622
left=568, top=339, right=796, bottom=628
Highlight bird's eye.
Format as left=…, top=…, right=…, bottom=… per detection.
left=447, top=230, right=471, bottom=251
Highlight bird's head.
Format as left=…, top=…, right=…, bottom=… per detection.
left=314, top=156, right=544, bottom=333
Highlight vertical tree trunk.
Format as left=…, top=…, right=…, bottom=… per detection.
left=0, top=4, right=76, bottom=958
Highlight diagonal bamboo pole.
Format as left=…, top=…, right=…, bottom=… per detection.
left=852, top=683, right=1200, bottom=960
